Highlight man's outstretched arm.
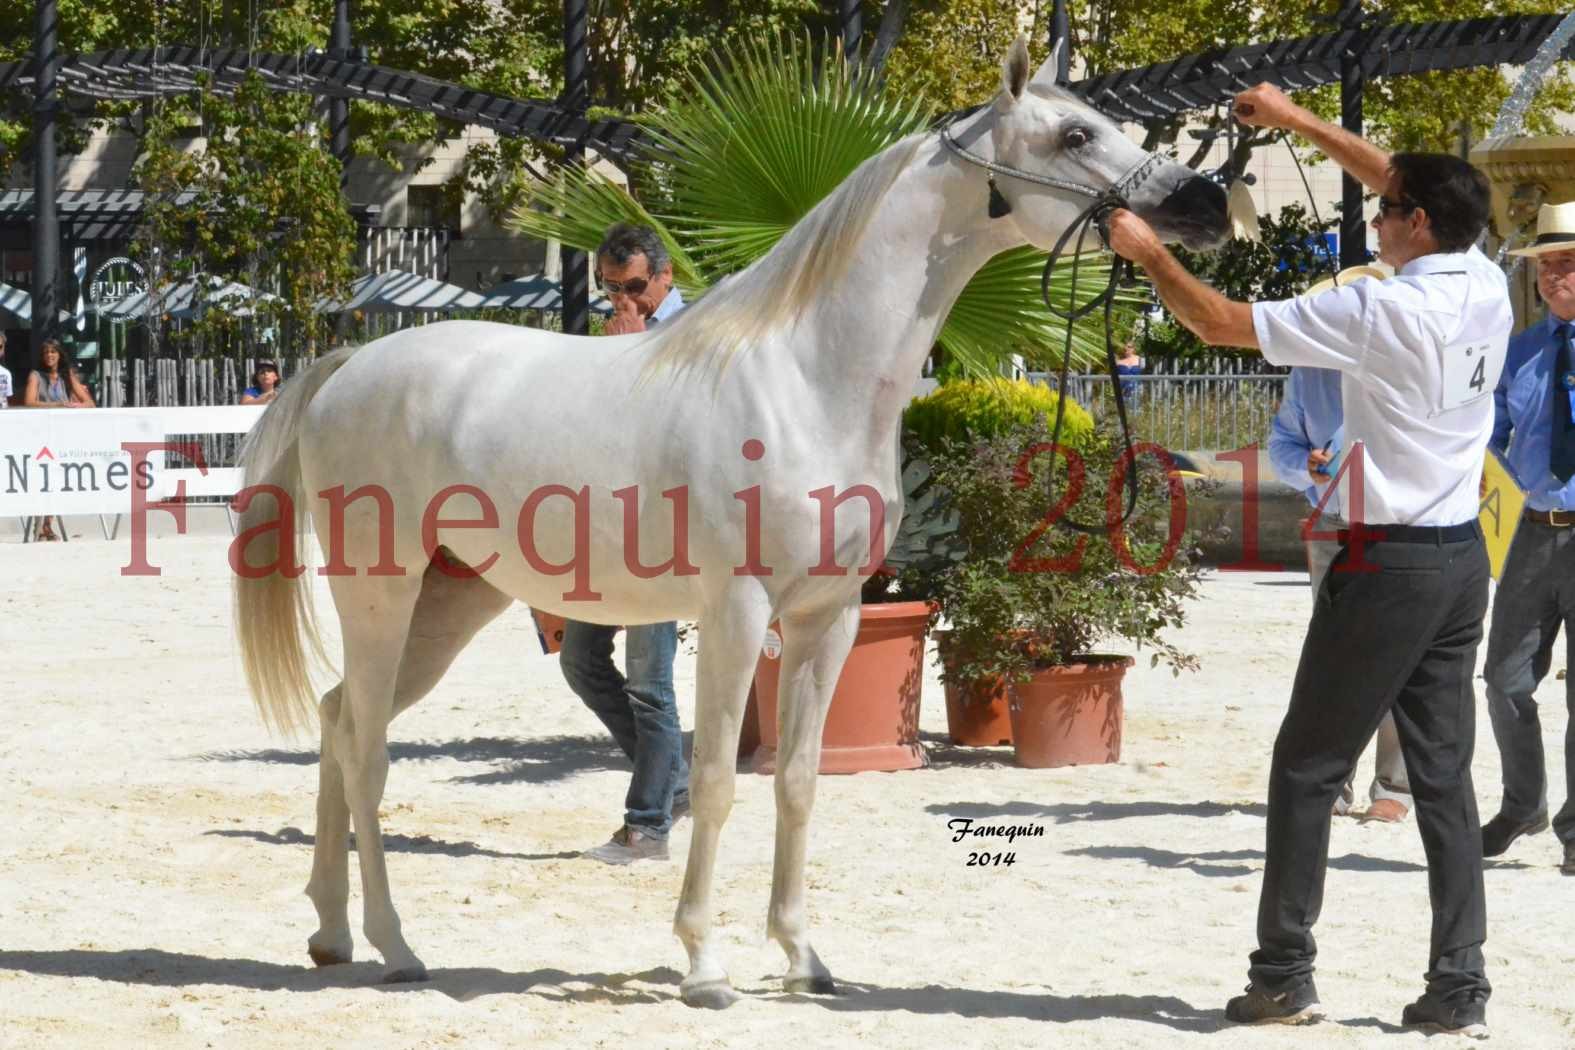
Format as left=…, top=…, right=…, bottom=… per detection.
left=1106, top=210, right=1258, bottom=350
left=1233, top=82, right=1391, bottom=195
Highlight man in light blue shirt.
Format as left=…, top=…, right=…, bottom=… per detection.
left=1480, top=225, right=1575, bottom=875
left=564, top=222, right=690, bottom=865
left=1268, top=365, right=1411, bottom=823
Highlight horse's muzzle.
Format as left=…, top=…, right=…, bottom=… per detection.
left=1152, top=175, right=1231, bottom=251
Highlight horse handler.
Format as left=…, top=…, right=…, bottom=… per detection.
left=1107, top=82, right=1509, bottom=1038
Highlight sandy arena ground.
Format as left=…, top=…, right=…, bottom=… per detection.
left=2, top=525, right=1572, bottom=1049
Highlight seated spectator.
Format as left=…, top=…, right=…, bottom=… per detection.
left=241, top=360, right=281, bottom=405
left=22, top=338, right=91, bottom=540
left=24, top=338, right=94, bottom=409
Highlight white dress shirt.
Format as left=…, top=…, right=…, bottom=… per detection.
left=1251, top=246, right=1512, bottom=526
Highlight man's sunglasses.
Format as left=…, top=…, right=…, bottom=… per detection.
left=1376, top=195, right=1418, bottom=217
left=598, top=274, right=652, bottom=295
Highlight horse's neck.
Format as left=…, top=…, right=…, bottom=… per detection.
left=789, top=126, right=1020, bottom=451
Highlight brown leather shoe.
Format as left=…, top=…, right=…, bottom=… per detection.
left=1361, top=798, right=1409, bottom=824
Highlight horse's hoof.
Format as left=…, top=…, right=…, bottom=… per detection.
left=680, top=979, right=741, bottom=1010
left=784, top=975, right=839, bottom=996
left=308, top=945, right=353, bottom=967
left=382, top=965, right=430, bottom=984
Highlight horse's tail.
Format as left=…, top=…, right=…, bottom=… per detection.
left=233, top=344, right=363, bottom=736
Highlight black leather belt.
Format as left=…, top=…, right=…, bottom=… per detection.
left=1524, top=508, right=1575, bottom=527
left=1335, top=522, right=1480, bottom=544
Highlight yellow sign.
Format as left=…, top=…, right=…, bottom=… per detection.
left=1479, top=448, right=1525, bottom=580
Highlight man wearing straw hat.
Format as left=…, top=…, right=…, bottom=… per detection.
left=1106, top=82, right=1509, bottom=1037
left=1479, top=201, right=1575, bottom=877
left=1267, top=265, right=1413, bottom=827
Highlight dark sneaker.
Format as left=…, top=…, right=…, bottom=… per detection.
left=582, top=825, right=669, bottom=865
left=1480, top=812, right=1549, bottom=857
left=1225, top=981, right=1324, bottom=1025
left=1401, top=992, right=1488, bottom=1039
left=671, top=791, right=691, bottom=822
left=1561, top=841, right=1575, bottom=876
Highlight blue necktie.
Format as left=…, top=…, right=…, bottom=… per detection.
left=1551, top=323, right=1575, bottom=482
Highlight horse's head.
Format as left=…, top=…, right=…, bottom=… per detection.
left=983, top=38, right=1230, bottom=253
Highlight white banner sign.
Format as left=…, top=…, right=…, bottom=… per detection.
left=0, top=406, right=264, bottom=518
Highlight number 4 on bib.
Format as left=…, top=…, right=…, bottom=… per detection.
left=1439, top=343, right=1492, bottom=415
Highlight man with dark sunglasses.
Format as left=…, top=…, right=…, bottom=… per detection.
left=565, top=222, right=690, bottom=865
left=597, top=221, right=685, bottom=335
left=1107, top=82, right=1509, bottom=1038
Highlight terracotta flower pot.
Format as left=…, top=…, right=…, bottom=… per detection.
left=1007, top=655, right=1134, bottom=768
left=751, top=601, right=932, bottom=774
left=933, top=631, right=1013, bottom=746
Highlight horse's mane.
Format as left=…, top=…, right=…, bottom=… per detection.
left=642, top=132, right=929, bottom=380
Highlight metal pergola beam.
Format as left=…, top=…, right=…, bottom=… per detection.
left=0, top=45, right=655, bottom=163
left=1067, top=15, right=1575, bottom=127
left=5, top=15, right=1570, bottom=167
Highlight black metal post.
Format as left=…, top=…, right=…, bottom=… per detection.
left=839, top=0, right=862, bottom=62
left=31, top=0, right=60, bottom=358
left=330, top=0, right=352, bottom=193
left=1051, top=0, right=1070, bottom=84
left=1338, top=0, right=1366, bottom=268
left=561, top=0, right=590, bottom=336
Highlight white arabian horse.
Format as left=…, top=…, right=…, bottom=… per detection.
left=234, top=38, right=1228, bottom=1007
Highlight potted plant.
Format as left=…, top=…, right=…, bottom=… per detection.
left=901, top=378, right=1092, bottom=747
left=912, top=389, right=1204, bottom=767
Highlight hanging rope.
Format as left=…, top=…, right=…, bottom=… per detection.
left=1036, top=198, right=1143, bottom=533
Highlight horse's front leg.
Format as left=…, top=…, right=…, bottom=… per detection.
left=769, top=603, right=859, bottom=994
left=674, top=586, right=772, bottom=1009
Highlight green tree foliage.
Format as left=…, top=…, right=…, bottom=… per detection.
left=878, top=0, right=1052, bottom=111
left=129, top=72, right=355, bottom=360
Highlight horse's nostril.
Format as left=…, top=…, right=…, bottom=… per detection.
left=1160, top=175, right=1230, bottom=227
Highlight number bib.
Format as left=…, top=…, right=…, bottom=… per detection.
left=1439, top=342, right=1492, bottom=415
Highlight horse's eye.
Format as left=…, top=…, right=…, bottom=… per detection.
left=1065, top=127, right=1091, bottom=149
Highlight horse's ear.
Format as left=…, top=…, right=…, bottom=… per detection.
left=1031, top=36, right=1067, bottom=88
left=1000, top=36, right=1031, bottom=101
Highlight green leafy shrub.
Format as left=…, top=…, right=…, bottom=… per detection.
left=921, top=420, right=1205, bottom=686
left=903, top=377, right=1095, bottom=455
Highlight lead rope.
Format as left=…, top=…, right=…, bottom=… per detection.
left=1037, top=196, right=1142, bottom=532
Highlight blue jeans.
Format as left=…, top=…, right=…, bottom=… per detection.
left=559, top=620, right=688, bottom=838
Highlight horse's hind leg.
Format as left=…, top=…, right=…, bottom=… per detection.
left=768, top=603, right=859, bottom=995
left=674, top=586, right=772, bottom=1009
left=305, top=558, right=512, bottom=970
left=326, top=567, right=430, bottom=982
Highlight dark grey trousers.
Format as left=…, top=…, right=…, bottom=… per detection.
left=1249, top=526, right=1490, bottom=1005
left=1482, top=521, right=1575, bottom=844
